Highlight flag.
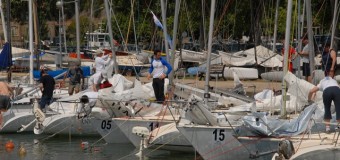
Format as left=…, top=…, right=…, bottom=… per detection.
left=150, top=11, right=173, bottom=50
left=151, top=11, right=164, bottom=30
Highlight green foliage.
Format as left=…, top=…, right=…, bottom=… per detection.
left=5, top=0, right=340, bottom=47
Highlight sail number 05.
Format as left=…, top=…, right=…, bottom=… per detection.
left=101, top=120, right=112, bottom=129
left=213, top=129, right=225, bottom=141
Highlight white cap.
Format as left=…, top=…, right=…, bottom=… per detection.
left=101, top=70, right=108, bottom=79
left=96, top=49, right=104, bottom=55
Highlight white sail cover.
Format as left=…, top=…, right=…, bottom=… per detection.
left=232, top=45, right=283, bottom=67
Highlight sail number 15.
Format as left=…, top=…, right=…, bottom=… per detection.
left=213, top=129, right=225, bottom=141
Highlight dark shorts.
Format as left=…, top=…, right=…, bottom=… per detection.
left=302, top=62, right=311, bottom=77
left=0, top=95, right=11, bottom=110
left=39, top=96, right=52, bottom=109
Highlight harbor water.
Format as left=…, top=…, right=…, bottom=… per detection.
left=0, top=133, right=195, bottom=160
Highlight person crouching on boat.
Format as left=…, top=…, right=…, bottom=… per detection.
left=88, top=70, right=108, bottom=92
left=308, top=70, right=340, bottom=133
left=0, top=82, right=13, bottom=128
left=39, top=69, right=56, bottom=112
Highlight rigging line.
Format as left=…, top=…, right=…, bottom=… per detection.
left=125, top=0, right=136, bottom=49
left=183, top=0, right=195, bottom=42
left=300, top=0, right=327, bottom=39
left=213, top=0, right=233, bottom=37
left=206, top=137, right=264, bottom=160
left=108, top=0, right=127, bottom=49
left=143, top=131, right=184, bottom=156
left=90, top=118, right=129, bottom=147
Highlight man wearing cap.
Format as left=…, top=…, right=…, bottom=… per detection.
left=63, top=61, right=84, bottom=95
left=298, top=37, right=312, bottom=82
left=95, top=49, right=112, bottom=73
left=88, top=70, right=108, bottom=92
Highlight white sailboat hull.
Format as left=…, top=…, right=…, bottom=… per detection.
left=177, top=125, right=251, bottom=160
left=113, top=117, right=173, bottom=147
left=92, top=118, right=130, bottom=144
left=42, top=114, right=98, bottom=136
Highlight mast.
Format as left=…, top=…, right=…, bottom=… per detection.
left=331, top=0, right=339, bottom=48
left=169, top=0, right=181, bottom=86
left=160, top=0, right=170, bottom=62
left=75, top=0, right=80, bottom=61
left=272, top=0, right=279, bottom=53
left=281, top=0, right=293, bottom=118
left=6, top=0, right=11, bottom=82
left=0, top=0, right=7, bottom=42
left=33, top=0, right=40, bottom=70
left=306, top=0, right=315, bottom=82
left=61, top=0, right=67, bottom=56
left=204, top=0, right=216, bottom=104
left=29, top=0, right=34, bottom=84
left=104, top=0, right=118, bottom=73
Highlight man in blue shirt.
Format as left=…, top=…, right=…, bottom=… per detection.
left=147, top=50, right=172, bottom=103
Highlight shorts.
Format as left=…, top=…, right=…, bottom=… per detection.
left=0, top=95, right=11, bottom=110
left=39, top=96, right=52, bottom=109
left=302, top=62, right=311, bottom=77
left=69, top=83, right=80, bottom=94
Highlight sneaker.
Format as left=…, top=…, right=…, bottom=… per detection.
left=326, top=127, right=331, bottom=134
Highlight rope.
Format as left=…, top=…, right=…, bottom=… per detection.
left=90, top=117, right=129, bottom=147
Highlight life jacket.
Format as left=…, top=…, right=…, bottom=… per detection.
left=100, top=80, right=112, bottom=89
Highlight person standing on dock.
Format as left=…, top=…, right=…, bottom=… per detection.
left=39, top=69, right=55, bottom=112
left=94, top=49, right=112, bottom=73
left=298, top=37, right=312, bottom=83
left=63, top=61, right=84, bottom=95
left=147, top=50, right=172, bottom=104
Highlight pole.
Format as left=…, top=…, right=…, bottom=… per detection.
left=204, top=0, right=216, bottom=105
left=169, top=0, right=180, bottom=86
left=58, top=10, right=62, bottom=69
left=33, top=0, right=40, bottom=70
left=281, top=0, right=293, bottom=118
left=272, top=0, right=279, bottom=53
left=6, top=0, right=11, bottom=82
left=29, top=0, right=33, bottom=84
left=331, top=0, right=338, bottom=48
left=61, top=0, right=67, bottom=56
left=75, top=0, right=80, bottom=61
left=104, top=0, right=118, bottom=73
left=0, top=0, right=7, bottom=42
left=306, top=0, right=315, bottom=81
left=160, top=0, right=170, bottom=62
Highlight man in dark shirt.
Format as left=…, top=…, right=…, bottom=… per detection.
left=39, top=69, right=55, bottom=111
left=63, top=61, right=84, bottom=95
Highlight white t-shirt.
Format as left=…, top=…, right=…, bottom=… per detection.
left=317, top=77, right=339, bottom=91
left=152, top=59, right=165, bottom=78
left=88, top=72, right=103, bottom=88
left=301, top=44, right=309, bottom=63
left=95, top=55, right=111, bottom=73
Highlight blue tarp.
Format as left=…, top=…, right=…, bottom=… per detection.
left=187, top=67, right=206, bottom=75
left=33, top=66, right=91, bottom=79
left=0, top=42, right=12, bottom=69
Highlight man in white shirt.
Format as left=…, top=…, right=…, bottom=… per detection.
left=95, top=49, right=112, bottom=73
left=308, top=70, right=340, bottom=133
left=298, top=37, right=312, bottom=82
left=88, top=70, right=108, bottom=92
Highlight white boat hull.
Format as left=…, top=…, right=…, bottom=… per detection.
left=42, top=114, right=99, bottom=136
left=92, top=118, right=130, bottom=143
left=113, top=117, right=173, bottom=147
left=177, top=125, right=251, bottom=160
